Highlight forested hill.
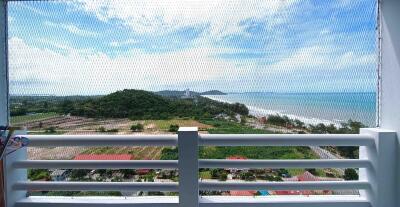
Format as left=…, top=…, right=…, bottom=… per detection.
left=155, top=90, right=226, bottom=97
left=59, top=89, right=248, bottom=120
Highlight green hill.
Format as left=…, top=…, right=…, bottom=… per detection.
left=61, top=89, right=248, bottom=120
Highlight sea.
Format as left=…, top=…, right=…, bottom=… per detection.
left=204, top=92, right=376, bottom=127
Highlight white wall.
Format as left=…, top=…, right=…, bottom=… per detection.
left=380, top=0, right=400, bottom=206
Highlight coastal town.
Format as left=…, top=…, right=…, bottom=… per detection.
left=11, top=89, right=361, bottom=197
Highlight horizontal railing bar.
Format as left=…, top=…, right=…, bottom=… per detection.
left=25, top=135, right=178, bottom=147
left=199, top=159, right=371, bottom=169
left=200, top=196, right=370, bottom=207
left=14, top=196, right=370, bottom=207
left=16, top=197, right=179, bottom=207
left=199, top=134, right=374, bottom=146
left=14, top=181, right=178, bottom=191
left=13, top=160, right=178, bottom=169
left=199, top=181, right=370, bottom=190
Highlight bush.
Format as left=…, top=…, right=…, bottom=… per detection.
left=70, top=169, right=90, bottom=180
left=219, top=172, right=228, bottom=181
left=131, top=123, right=144, bottom=132
left=28, top=169, right=50, bottom=181
left=240, top=171, right=256, bottom=181
left=97, top=127, right=106, bottom=132
left=45, top=127, right=56, bottom=134
left=168, top=124, right=179, bottom=132
left=344, top=168, right=358, bottom=180
left=106, top=128, right=119, bottom=133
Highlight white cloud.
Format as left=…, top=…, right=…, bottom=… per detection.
left=70, top=0, right=299, bottom=37
left=9, top=36, right=248, bottom=95
left=267, top=45, right=376, bottom=72
left=44, top=21, right=98, bottom=37
left=9, top=36, right=376, bottom=95
left=110, top=39, right=138, bottom=47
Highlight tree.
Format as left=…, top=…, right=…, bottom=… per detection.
left=121, top=169, right=136, bottom=179
left=70, top=169, right=90, bottom=180
left=28, top=169, right=50, bottom=181
left=305, top=168, right=318, bottom=175
left=293, top=119, right=305, bottom=128
left=168, top=124, right=179, bottom=133
left=240, top=171, right=256, bottom=181
left=344, top=168, right=358, bottom=180
left=219, top=172, right=228, bottom=181
left=97, top=127, right=106, bottom=132
left=45, top=127, right=56, bottom=134
left=131, top=123, right=144, bottom=132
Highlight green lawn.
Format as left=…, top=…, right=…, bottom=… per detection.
left=199, top=118, right=274, bottom=134
left=142, top=119, right=212, bottom=131
left=199, top=146, right=318, bottom=160
left=200, top=171, right=212, bottom=179
left=11, top=112, right=58, bottom=125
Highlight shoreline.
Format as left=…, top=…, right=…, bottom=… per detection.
left=203, top=95, right=341, bottom=127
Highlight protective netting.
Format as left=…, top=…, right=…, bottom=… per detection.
left=6, top=0, right=377, bottom=197
left=8, top=0, right=377, bottom=128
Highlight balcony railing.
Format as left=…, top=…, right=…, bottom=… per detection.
left=2, top=127, right=397, bottom=207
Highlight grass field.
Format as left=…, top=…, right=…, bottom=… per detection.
left=142, top=119, right=212, bottom=131
left=200, top=171, right=212, bottom=179
left=11, top=112, right=59, bottom=125
left=199, top=119, right=274, bottom=134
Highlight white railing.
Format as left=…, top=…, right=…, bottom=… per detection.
left=3, top=127, right=398, bottom=207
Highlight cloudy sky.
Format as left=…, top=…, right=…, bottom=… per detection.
left=8, top=0, right=377, bottom=95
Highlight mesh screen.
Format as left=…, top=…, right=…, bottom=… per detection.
left=7, top=0, right=376, bottom=197
left=8, top=0, right=377, bottom=128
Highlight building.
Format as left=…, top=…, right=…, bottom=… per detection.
left=229, top=190, right=257, bottom=196
left=274, top=171, right=342, bottom=195
left=50, top=169, right=69, bottom=181
left=226, top=156, right=248, bottom=174
left=182, top=88, right=192, bottom=99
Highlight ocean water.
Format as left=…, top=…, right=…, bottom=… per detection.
left=204, top=92, right=376, bottom=127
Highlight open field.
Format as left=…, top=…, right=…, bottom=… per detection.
left=11, top=112, right=59, bottom=125
left=18, top=115, right=213, bottom=160
left=143, top=119, right=212, bottom=132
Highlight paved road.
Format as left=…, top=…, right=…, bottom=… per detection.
left=309, top=146, right=345, bottom=175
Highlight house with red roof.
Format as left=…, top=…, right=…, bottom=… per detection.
left=226, top=156, right=248, bottom=174
left=229, top=190, right=257, bottom=196
left=274, top=171, right=342, bottom=196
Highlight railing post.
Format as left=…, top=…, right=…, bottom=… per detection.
left=360, top=128, right=397, bottom=207
left=178, top=127, right=199, bottom=207
left=0, top=1, right=9, bottom=206
left=3, top=130, right=27, bottom=207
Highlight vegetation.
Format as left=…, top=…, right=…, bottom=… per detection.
left=44, top=127, right=57, bottom=134
left=130, top=123, right=144, bottom=132
left=10, top=112, right=58, bottom=125
left=57, top=89, right=248, bottom=120
left=200, top=119, right=273, bottom=134
left=200, top=146, right=317, bottom=160
left=344, top=168, right=359, bottom=180
left=28, top=169, right=51, bottom=181
left=160, top=147, right=178, bottom=160
left=43, top=191, right=122, bottom=197
left=168, top=124, right=179, bottom=133
left=97, top=127, right=119, bottom=133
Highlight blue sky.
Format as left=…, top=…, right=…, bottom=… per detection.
left=7, top=0, right=377, bottom=95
